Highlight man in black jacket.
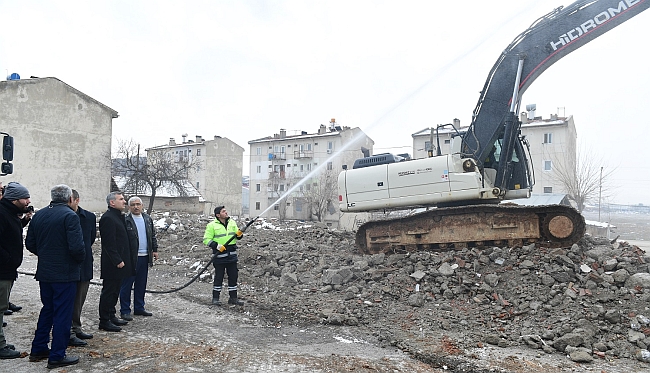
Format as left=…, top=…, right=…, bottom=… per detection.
left=120, top=196, right=158, bottom=320
left=68, top=189, right=97, bottom=346
left=98, top=192, right=133, bottom=332
left=26, top=184, right=85, bottom=369
left=0, top=182, right=31, bottom=359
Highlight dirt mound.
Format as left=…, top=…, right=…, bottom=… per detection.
left=149, top=212, right=650, bottom=370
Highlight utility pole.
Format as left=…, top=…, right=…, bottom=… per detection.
left=598, top=166, right=603, bottom=221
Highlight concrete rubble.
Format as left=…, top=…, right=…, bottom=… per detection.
left=148, top=211, right=650, bottom=369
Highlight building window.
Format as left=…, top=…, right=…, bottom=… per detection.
left=256, top=184, right=261, bottom=192
left=256, top=147, right=262, bottom=155
left=307, top=144, right=312, bottom=151
left=307, top=163, right=312, bottom=171
left=544, top=160, right=552, bottom=171
left=280, top=146, right=285, bottom=154
left=327, top=141, right=333, bottom=150
left=255, top=202, right=260, bottom=210
left=544, top=133, right=552, bottom=144
left=196, top=182, right=199, bottom=189
left=327, top=162, right=333, bottom=170
left=444, top=139, right=450, bottom=144
left=543, top=187, right=553, bottom=193
left=274, top=205, right=279, bottom=210
left=279, top=184, right=285, bottom=192
left=300, top=165, right=304, bottom=172
left=257, top=165, right=261, bottom=173
left=197, top=149, right=201, bottom=156
left=424, top=141, right=432, bottom=152
left=295, top=199, right=302, bottom=212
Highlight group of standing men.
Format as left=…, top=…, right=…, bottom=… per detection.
left=0, top=183, right=158, bottom=369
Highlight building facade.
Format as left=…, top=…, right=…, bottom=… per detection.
left=411, top=112, right=577, bottom=197
left=520, top=112, right=577, bottom=196
left=0, top=77, right=116, bottom=211
left=248, top=119, right=374, bottom=225
left=146, top=134, right=244, bottom=216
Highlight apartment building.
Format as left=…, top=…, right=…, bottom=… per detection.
left=411, top=110, right=577, bottom=196
left=146, top=134, right=244, bottom=216
left=248, top=119, right=373, bottom=224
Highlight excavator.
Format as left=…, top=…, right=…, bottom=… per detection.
left=338, top=0, right=649, bottom=254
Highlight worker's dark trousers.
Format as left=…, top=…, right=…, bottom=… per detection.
left=213, top=262, right=238, bottom=299
left=31, top=282, right=76, bottom=361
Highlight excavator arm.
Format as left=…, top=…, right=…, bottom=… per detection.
left=462, top=0, right=649, bottom=191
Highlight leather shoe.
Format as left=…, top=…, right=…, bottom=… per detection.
left=110, top=317, right=128, bottom=326
left=134, top=310, right=153, bottom=316
left=120, top=313, right=133, bottom=321
left=47, top=355, right=79, bottom=369
left=29, top=348, right=50, bottom=362
left=3, top=310, right=12, bottom=316
left=98, top=322, right=121, bottom=332
left=8, top=303, right=21, bottom=312
left=0, top=346, right=20, bottom=359
left=76, top=331, right=93, bottom=339
left=68, top=336, right=87, bottom=347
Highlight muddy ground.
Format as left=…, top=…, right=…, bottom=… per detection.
left=3, top=210, right=650, bottom=372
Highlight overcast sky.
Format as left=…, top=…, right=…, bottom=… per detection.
left=1, top=0, right=648, bottom=206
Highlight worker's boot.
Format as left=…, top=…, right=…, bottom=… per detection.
left=211, top=291, right=221, bottom=306
left=228, top=297, right=244, bottom=306
left=228, top=290, right=244, bottom=306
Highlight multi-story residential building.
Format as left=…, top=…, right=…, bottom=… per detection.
left=0, top=77, right=116, bottom=211
left=411, top=119, right=463, bottom=160
left=248, top=119, right=373, bottom=225
left=411, top=110, right=577, bottom=196
left=520, top=111, right=577, bottom=196
left=146, top=134, right=244, bottom=216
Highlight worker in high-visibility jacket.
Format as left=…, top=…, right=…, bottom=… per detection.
left=202, top=205, right=244, bottom=306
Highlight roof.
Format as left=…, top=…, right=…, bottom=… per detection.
left=412, top=126, right=468, bottom=137
left=0, top=77, right=119, bottom=118
left=248, top=127, right=367, bottom=144
left=113, top=176, right=204, bottom=201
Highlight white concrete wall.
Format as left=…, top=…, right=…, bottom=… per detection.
left=0, top=77, right=115, bottom=212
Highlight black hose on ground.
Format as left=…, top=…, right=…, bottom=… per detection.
left=18, top=217, right=260, bottom=295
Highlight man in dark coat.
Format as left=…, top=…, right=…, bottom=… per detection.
left=26, top=184, right=85, bottom=369
left=120, top=196, right=158, bottom=320
left=98, top=192, right=134, bottom=332
left=0, top=182, right=31, bottom=359
left=68, top=189, right=97, bottom=346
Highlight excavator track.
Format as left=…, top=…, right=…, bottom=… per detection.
left=356, top=204, right=585, bottom=255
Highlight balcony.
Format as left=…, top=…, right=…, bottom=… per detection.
left=293, top=150, right=313, bottom=159
left=269, top=171, right=286, bottom=179
left=268, top=153, right=286, bottom=161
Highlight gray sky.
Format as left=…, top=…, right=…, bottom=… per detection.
left=1, top=0, right=648, bottom=206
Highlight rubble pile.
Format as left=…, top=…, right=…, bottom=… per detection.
left=149, top=212, right=650, bottom=366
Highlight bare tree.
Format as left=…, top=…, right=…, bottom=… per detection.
left=112, top=139, right=202, bottom=214
left=301, top=169, right=338, bottom=222
left=551, top=145, right=616, bottom=213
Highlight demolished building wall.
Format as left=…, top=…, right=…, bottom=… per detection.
left=0, top=77, right=116, bottom=211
